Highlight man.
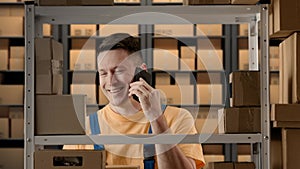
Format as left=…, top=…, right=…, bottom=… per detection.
left=66, top=33, right=205, bottom=169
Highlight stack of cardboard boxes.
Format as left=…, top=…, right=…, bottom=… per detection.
left=208, top=162, right=255, bottom=169
left=270, top=32, right=300, bottom=169
left=185, top=0, right=259, bottom=5
left=269, top=0, right=300, bottom=167
left=35, top=38, right=86, bottom=135
left=219, top=71, right=261, bottom=134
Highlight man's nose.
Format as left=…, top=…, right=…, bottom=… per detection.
left=107, top=72, right=117, bottom=85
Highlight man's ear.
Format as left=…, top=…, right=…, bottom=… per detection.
left=140, top=63, right=147, bottom=71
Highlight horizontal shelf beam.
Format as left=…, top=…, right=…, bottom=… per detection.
left=35, top=6, right=260, bottom=24
left=35, top=134, right=262, bottom=145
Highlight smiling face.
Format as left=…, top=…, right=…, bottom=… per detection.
left=98, top=49, right=136, bottom=106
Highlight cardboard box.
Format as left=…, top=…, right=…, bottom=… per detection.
left=271, top=104, right=300, bottom=121
left=153, top=49, right=179, bottom=70
left=230, top=71, right=260, bottom=107
left=202, top=144, right=223, bottom=155
left=197, top=49, right=223, bottom=70
left=106, top=165, right=140, bottom=169
left=0, top=85, right=23, bottom=105
left=273, top=121, right=300, bottom=128
left=231, top=0, right=258, bottom=4
left=35, top=150, right=106, bottom=169
left=239, top=24, right=248, bottom=36
left=239, top=50, right=248, bottom=70
left=270, top=46, right=279, bottom=59
left=181, top=46, right=196, bottom=58
left=9, top=58, right=24, bottom=70
left=71, top=24, right=96, bottom=36
left=272, top=0, right=300, bottom=38
left=195, top=111, right=219, bottom=134
left=0, top=17, right=23, bottom=36
left=0, top=148, right=23, bottom=169
left=196, top=24, right=222, bottom=36
left=71, top=84, right=97, bottom=104
left=196, top=72, right=222, bottom=84
left=186, top=0, right=230, bottom=5
left=11, top=118, right=23, bottom=139
left=72, top=72, right=96, bottom=84
left=154, top=24, right=194, bottom=37
left=175, top=73, right=191, bottom=85
left=38, top=0, right=113, bottom=6
left=43, top=24, right=51, bottom=36
left=196, top=84, right=223, bottom=105
left=155, top=73, right=170, bottom=85
left=237, top=144, right=251, bottom=155
left=270, top=128, right=283, bottom=169
left=279, top=33, right=300, bottom=103
left=99, top=24, right=139, bottom=37
left=0, top=39, right=9, bottom=50
left=269, top=1, right=274, bottom=36
left=218, top=107, right=261, bottom=134
left=9, top=107, right=23, bottom=119
left=9, top=6, right=24, bottom=17
left=10, top=46, right=24, bottom=58
left=180, top=58, right=195, bottom=70
left=154, top=39, right=177, bottom=50
left=99, top=87, right=109, bottom=105
left=270, top=84, right=279, bottom=104
left=69, top=49, right=96, bottom=70
left=234, top=162, right=255, bottom=169
left=0, top=118, right=9, bottom=139
left=0, top=6, right=9, bottom=16
left=36, top=95, right=86, bottom=135
left=209, top=162, right=233, bottom=169
left=282, top=129, right=300, bottom=169
left=0, top=106, right=9, bottom=117
left=35, top=38, right=63, bottom=94
left=202, top=155, right=225, bottom=169
left=0, top=49, right=8, bottom=70
left=156, top=85, right=194, bottom=105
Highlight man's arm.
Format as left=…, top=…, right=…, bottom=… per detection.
left=151, top=114, right=197, bottom=169
left=129, top=78, right=202, bottom=169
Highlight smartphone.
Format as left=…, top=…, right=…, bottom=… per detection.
left=132, top=67, right=152, bottom=102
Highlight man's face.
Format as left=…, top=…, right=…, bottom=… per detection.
left=98, top=49, right=136, bottom=106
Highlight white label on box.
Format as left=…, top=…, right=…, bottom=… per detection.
left=71, top=24, right=96, bottom=36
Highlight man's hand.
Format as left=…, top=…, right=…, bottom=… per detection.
left=129, top=78, right=162, bottom=121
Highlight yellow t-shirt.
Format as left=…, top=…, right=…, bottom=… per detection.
left=65, top=105, right=205, bottom=169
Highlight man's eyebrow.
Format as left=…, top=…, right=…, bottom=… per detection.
left=99, top=66, right=119, bottom=72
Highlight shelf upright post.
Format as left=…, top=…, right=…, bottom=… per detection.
left=248, top=15, right=259, bottom=70
left=260, top=4, right=270, bottom=169
left=24, top=1, right=35, bottom=169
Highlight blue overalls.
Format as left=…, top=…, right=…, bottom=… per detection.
left=89, top=105, right=167, bottom=169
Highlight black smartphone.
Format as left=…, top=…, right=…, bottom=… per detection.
left=132, top=67, right=152, bottom=102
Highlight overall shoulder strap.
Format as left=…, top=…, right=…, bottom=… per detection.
left=89, top=112, right=104, bottom=150
left=143, top=104, right=167, bottom=169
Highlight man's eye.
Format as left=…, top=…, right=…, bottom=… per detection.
left=115, top=69, right=125, bottom=74
left=99, top=72, right=107, bottom=76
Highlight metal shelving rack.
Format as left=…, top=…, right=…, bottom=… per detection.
left=24, top=1, right=270, bottom=169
